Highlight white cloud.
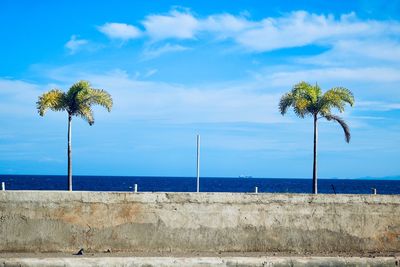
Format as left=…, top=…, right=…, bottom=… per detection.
left=65, top=35, right=88, bottom=54
left=139, top=10, right=400, bottom=61
left=143, top=10, right=199, bottom=40
left=0, top=69, right=285, bottom=125
left=81, top=70, right=283, bottom=124
left=255, top=67, right=400, bottom=87
left=235, top=11, right=400, bottom=52
left=142, top=43, right=189, bottom=60
left=28, top=62, right=400, bottom=117
left=356, top=101, right=400, bottom=111
left=295, top=38, right=400, bottom=67
left=135, top=8, right=400, bottom=72
left=92, top=9, right=400, bottom=63
left=143, top=69, right=158, bottom=78
left=140, top=10, right=256, bottom=42
left=23, top=68, right=283, bottom=124
left=0, top=79, right=45, bottom=116
left=201, top=14, right=255, bottom=37
left=98, top=22, right=141, bottom=40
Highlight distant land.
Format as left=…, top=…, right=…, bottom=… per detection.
left=354, top=176, right=400, bottom=181
left=325, top=176, right=400, bottom=180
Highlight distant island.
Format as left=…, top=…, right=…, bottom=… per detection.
left=355, top=175, right=400, bottom=180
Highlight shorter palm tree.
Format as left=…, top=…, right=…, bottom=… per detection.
left=279, top=81, right=354, bottom=194
left=37, top=80, right=113, bottom=191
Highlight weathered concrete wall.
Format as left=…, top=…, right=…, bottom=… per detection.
left=0, top=191, right=399, bottom=253
left=1, top=256, right=399, bottom=267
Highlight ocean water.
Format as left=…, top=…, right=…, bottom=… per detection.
left=0, top=175, right=399, bottom=194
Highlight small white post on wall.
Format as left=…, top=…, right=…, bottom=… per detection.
left=196, top=134, right=200, bottom=193
left=1, top=182, right=5, bottom=191
left=372, top=188, right=377, bottom=195
left=255, top=186, right=258, bottom=194
left=134, top=184, right=138, bottom=193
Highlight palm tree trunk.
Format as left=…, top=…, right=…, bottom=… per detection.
left=312, top=113, right=318, bottom=194
left=68, top=114, right=72, bottom=191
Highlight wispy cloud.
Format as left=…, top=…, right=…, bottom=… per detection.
left=252, top=67, right=400, bottom=87
left=141, top=10, right=253, bottom=41
left=233, top=11, right=398, bottom=52
left=201, top=13, right=254, bottom=34
left=82, top=70, right=284, bottom=124
left=65, top=35, right=89, bottom=54
left=7, top=69, right=283, bottom=124
left=98, top=22, right=142, bottom=40
left=297, top=39, right=400, bottom=66
left=356, top=101, right=400, bottom=111
left=90, top=9, right=400, bottom=67
left=142, top=10, right=199, bottom=40
left=143, top=69, right=158, bottom=78
left=142, top=43, right=189, bottom=60
left=134, top=9, right=400, bottom=53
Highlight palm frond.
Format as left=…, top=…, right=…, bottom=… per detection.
left=37, top=80, right=112, bottom=126
left=324, top=114, right=351, bottom=143
left=83, top=89, right=113, bottom=112
left=37, top=89, right=66, bottom=116
left=65, top=80, right=92, bottom=114
left=321, top=87, right=354, bottom=113
left=312, top=83, right=322, bottom=100
left=292, top=82, right=311, bottom=101
left=292, top=81, right=311, bottom=93
left=293, top=81, right=320, bottom=103
left=77, top=105, right=95, bottom=125
left=67, top=80, right=91, bottom=99
left=71, top=81, right=113, bottom=125
left=329, top=87, right=354, bottom=106
left=279, top=93, right=294, bottom=115
left=280, top=81, right=320, bottom=118
left=293, top=98, right=312, bottom=118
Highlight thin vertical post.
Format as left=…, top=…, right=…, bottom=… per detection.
left=196, top=134, right=200, bottom=193
left=1, top=182, right=4, bottom=191
left=68, top=114, right=72, bottom=191
left=134, top=184, right=138, bottom=193
left=255, top=186, right=258, bottom=194
left=312, top=114, right=318, bottom=194
left=372, top=188, right=377, bottom=195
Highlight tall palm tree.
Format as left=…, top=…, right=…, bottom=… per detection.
left=279, top=81, right=354, bottom=194
left=37, top=80, right=113, bottom=191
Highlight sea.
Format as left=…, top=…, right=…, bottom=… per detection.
left=0, top=175, right=399, bottom=194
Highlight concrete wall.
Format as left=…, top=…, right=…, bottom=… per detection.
left=1, top=257, right=399, bottom=267
left=0, top=191, right=399, bottom=253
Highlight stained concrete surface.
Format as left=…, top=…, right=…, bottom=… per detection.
left=1, top=256, right=399, bottom=267
left=0, top=191, right=399, bottom=254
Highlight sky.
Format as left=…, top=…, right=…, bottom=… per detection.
left=0, top=0, right=399, bottom=179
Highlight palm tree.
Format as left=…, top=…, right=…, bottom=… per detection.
left=37, top=80, right=113, bottom=191
left=279, top=81, right=354, bottom=194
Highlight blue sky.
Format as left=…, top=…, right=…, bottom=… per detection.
left=0, top=0, right=399, bottom=179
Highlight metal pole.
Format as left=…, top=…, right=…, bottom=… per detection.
left=134, top=184, right=138, bottom=193
left=196, top=134, right=200, bottom=193
left=255, top=186, right=258, bottom=194
left=1, top=182, right=5, bottom=191
left=331, top=184, right=336, bottom=195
